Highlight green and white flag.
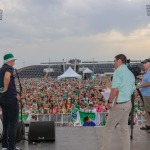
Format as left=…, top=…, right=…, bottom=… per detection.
left=79, top=111, right=96, bottom=125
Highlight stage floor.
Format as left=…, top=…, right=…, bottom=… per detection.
left=0, top=126, right=150, bottom=150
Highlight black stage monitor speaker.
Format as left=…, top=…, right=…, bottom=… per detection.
left=28, top=121, right=55, bottom=142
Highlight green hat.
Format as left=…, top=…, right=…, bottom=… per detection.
left=4, top=53, right=16, bottom=63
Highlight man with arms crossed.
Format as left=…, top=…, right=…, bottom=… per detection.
left=101, top=54, right=135, bottom=150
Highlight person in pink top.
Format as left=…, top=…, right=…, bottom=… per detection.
left=52, top=104, right=60, bottom=114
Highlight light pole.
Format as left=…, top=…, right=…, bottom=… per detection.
left=0, top=9, right=3, bottom=20
left=146, top=5, right=150, bottom=16
left=62, top=59, right=65, bottom=73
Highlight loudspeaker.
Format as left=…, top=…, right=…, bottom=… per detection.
left=28, top=121, right=55, bottom=142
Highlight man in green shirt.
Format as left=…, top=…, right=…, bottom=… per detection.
left=101, top=54, right=135, bottom=150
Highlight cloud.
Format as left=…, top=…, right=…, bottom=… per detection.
left=1, top=23, right=150, bottom=67
left=0, top=0, right=149, bottom=39
left=0, top=0, right=150, bottom=68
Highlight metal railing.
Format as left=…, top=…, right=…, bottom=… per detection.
left=36, top=114, right=71, bottom=126
left=23, top=112, right=146, bottom=126
left=136, top=114, right=146, bottom=125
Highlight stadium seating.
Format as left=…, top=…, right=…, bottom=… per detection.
left=17, top=61, right=142, bottom=78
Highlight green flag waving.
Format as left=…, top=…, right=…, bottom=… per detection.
left=79, top=111, right=96, bottom=125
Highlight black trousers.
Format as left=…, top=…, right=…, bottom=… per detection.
left=0, top=96, right=19, bottom=150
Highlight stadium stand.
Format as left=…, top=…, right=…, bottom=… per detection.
left=17, top=60, right=143, bottom=78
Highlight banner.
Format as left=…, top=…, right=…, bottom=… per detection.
left=19, top=113, right=29, bottom=121
left=79, top=111, right=96, bottom=125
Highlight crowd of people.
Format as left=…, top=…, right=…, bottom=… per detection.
left=14, top=76, right=145, bottom=126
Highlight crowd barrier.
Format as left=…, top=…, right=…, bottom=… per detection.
left=37, top=113, right=71, bottom=126
left=31, top=112, right=146, bottom=126
left=136, top=114, right=146, bottom=125
left=20, top=112, right=146, bottom=126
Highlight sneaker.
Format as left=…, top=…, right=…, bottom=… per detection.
left=14, top=147, right=23, bottom=150
left=5, top=147, right=23, bottom=150
left=140, top=125, right=150, bottom=130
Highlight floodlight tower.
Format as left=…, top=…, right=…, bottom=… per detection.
left=0, top=9, right=3, bottom=20
left=146, top=4, right=150, bottom=16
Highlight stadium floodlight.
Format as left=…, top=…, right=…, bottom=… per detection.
left=0, top=9, right=3, bottom=20
left=146, top=5, right=150, bottom=16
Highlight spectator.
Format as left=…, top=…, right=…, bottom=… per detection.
left=70, top=104, right=79, bottom=122
left=83, top=116, right=96, bottom=126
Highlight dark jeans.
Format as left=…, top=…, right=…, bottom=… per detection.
left=0, top=96, right=19, bottom=150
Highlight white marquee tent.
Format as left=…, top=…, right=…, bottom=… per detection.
left=83, top=68, right=93, bottom=74
left=57, top=67, right=82, bottom=80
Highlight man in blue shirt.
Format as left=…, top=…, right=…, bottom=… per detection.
left=101, top=54, right=135, bottom=150
left=0, top=53, right=22, bottom=150
left=136, top=59, right=150, bottom=133
left=83, top=116, right=96, bottom=126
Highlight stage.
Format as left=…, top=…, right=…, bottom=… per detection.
left=0, top=126, right=150, bottom=150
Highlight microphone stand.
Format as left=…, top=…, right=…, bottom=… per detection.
left=130, top=93, right=134, bottom=140
left=15, top=69, right=35, bottom=144
left=15, top=69, right=23, bottom=125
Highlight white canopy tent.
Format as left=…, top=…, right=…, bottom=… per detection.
left=83, top=68, right=93, bottom=80
left=57, top=67, right=82, bottom=80
left=83, top=68, right=93, bottom=74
